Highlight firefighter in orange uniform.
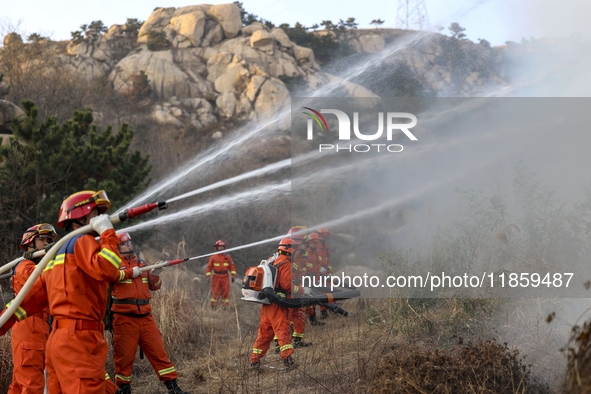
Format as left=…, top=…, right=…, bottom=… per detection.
left=0, top=190, right=138, bottom=394
left=251, top=238, right=309, bottom=371
left=111, top=233, right=189, bottom=394
left=290, top=234, right=312, bottom=347
left=304, top=233, right=326, bottom=326
left=206, top=240, right=236, bottom=308
left=8, top=224, right=56, bottom=394
left=316, top=228, right=334, bottom=319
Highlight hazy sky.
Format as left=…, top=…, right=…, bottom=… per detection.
left=1, top=0, right=590, bottom=46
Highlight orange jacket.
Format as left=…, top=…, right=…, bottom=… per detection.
left=1, top=229, right=133, bottom=333
left=317, top=242, right=333, bottom=274
left=306, top=248, right=324, bottom=276
left=206, top=253, right=236, bottom=277
left=291, top=250, right=308, bottom=295
left=12, top=259, right=49, bottom=321
left=111, top=253, right=161, bottom=315
left=270, top=253, right=306, bottom=296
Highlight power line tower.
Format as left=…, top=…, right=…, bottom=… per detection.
left=396, top=0, right=430, bottom=30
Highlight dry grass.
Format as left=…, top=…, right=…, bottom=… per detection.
left=0, top=268, right=565, bottom=393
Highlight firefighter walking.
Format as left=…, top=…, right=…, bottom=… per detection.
left=206, top=240, right=236, bottom=308
left=0, top=190, right=138, bottom=393
left=111, top=233, right=189, bottom=394
left=8, top=224, right=56, bottom=394
left=251, top=238, right=308, bottom=371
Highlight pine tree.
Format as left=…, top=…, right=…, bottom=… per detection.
left=0, top=100, right=151, bottom=258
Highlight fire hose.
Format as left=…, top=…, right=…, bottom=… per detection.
left=0, top=202, right=167, bottom=329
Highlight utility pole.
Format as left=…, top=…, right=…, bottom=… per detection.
left=396, top=0, right=430, bottom=30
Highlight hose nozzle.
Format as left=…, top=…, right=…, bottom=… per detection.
left=118, top=201, right=168, bottom=222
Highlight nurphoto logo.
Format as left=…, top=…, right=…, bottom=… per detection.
left=302, top=107, right=418, bottom=153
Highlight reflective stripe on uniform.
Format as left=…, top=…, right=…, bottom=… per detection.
left=292, top=332, right=304, bottom=338
left=99, top=248, right=121, bottom=269
left=252, top=348, right=263, bottom=354
left=154, top=279, right=162, bottom=287
left=141, top=278, right=148, bottom=283
left=118, top=270, right=126, bottom=281
left=213, top=263, right=220, bottom=266
left=6, top=300, right=27, bottom=321
left=222, top=299, right=229, bottom=304
left=293, top=285, right=299, bottom=293
left=158, top=367, right=176, bottom=376
left=44, top=253, right=65, bottom=271
left=119, top=279, right=133, bottom=284
left=116, top=374, right=132, bottom=382
left=206, top=272, right=211, bottom=276
left=230, top=271, right=236, bottom=275
left=280, top=344, right=293, bottom=352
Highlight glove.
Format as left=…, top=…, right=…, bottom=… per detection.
left=89, top=214, right=113, bottom=236
left=303, top=287, right=312, bottom=296
left=44, top=242, right=55, bottom=253
left=232, top=277, right=235, bottom=283
left=150, top=267, right=163, bottom=276
left=320, top=267, right=328, bottom=274
left=132, top=267, right=141, bottom=279
left=23, top=250, right=36, bottom=260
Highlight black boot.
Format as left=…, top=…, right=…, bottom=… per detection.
left=250, top=360, right=262, bottom=373
left=116, top=384, right=131, bottom=394
left=283, top=355, right=298, bottom=371
left=309, top=313, right=326, bottom=326
left=320, top=309, right=329, bottom=319
left=274, top=339, right=280, bottom=354
left=293, top=337, right=312, bottom=348
left=164, top=379, right=190, bottom=394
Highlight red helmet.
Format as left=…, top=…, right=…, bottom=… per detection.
left=214, top=240, right=226, bottom=248
left=117, top=232, right=132, bottom=244
left=318, top=228, right=330, bottom=237
left=57, top=190, right=111, bottom=228
left=278, top=238, right=295, bottom=254
left=287, top=226, right=307, bottom=244
left=19, top=223, right=58, bottom=250
left=304, top=232, right=320, bottom=243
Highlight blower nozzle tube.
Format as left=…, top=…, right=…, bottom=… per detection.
left=260, top=288, right=360, bottom=316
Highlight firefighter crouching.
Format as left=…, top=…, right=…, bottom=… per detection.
left=0, top=190, right=138, bottom=393
left=250, top=238, right=311, bottom=371
left=8, top=224, right=56, bottom=394
left=111, top=232, right=189, bottom=394
left=206, top=240, right=236, bottom=308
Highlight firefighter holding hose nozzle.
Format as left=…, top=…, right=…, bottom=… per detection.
left=0, top=190, right=138, bottom=393
left=110, top=233, right=189, bottom=394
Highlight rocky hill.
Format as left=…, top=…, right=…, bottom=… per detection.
left=0, top=2, right=513, bottom=144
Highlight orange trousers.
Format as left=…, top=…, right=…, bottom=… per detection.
left=252, top=303, right=293, bottom=362
left=8, top=316, right=49, bottom=394
left=290, top=308, right=307, bottom=339
left=210, top=273, right=230, bottom=307
left=44, top=321, right=111, bottom=394
left=112, top=313, right=177, bottom=386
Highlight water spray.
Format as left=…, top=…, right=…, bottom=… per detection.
left=0, top=201, right=168, bottom=329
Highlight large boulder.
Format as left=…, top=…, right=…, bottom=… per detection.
left=138, top=7, right=176, bottom=44
left=110, top=48, right=211, bottom=100
left=169, top=10, right=207, bottom=47
left=209, top=3, right=242, bottom=39
left=67, top=31, right=112, bottom=64
left=250, top=30, right=274, bottom=48
left=0, top=99, right=25, bottom=136
left=253, top=78, right=290, bottom=120
left=271, top=28, right=292, bottom=48
left=242, top=22, right=265, bottom=36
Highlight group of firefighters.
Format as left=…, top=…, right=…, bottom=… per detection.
left=1, top=190, right=189, bottom=394
left=0, top=188, right=336, bottom=392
